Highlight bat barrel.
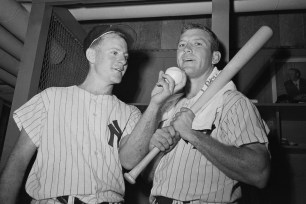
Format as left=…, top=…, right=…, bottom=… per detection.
left=191, top=26, right=273, bottom=113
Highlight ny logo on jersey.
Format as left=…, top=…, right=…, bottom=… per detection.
left=108, top=120, right=123, bottom=148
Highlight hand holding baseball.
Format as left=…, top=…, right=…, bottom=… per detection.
left=165, top=67, right=186, bottom=93
left=165, top=67, right=184, bottom=84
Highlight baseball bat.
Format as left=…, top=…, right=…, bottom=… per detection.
left=124, top=26, right=273, bottom=184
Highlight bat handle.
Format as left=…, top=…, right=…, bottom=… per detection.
left=124, top=147, right=160, bottom=184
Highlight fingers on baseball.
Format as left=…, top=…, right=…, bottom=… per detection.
left=163, top=74, right=175, bottom=90
left=155, top=71, right=164, bottom=87
left=156, top=71, right=174, bottom=92
left=156, top=76, right=170, bottom=91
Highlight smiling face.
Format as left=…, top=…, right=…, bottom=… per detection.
left=87, top=32, right=129, bottom=85
left=177, top=28, right=218, bottom=80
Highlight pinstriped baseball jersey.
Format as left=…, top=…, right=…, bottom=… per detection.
left=13, top=86, right=141, bottom=203
left=151, top=90, right=269, bottom=203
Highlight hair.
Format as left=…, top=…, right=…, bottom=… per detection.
left=88, top=31, right=127, bottom=50
left=289, top=68, right=301, bottom=78
left=83, top=24, right=134, bottom=53
left=181, top=23, right=219, bottom=52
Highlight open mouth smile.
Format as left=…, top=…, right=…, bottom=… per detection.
left=113, top=66, right=124, bottom=72
left=182, top=58, right=195, bottom=64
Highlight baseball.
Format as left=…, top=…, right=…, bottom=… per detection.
left=165, top=67, right=183, bottom=85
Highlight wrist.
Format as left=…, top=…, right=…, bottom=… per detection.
left=186, top=129, right=204, bottom=145
left=143, top=102, right=162, bottom=122
left=147, top=101, right=162, bottom=112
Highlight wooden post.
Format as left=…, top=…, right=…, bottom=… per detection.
left=0, top=3, right=52, bottom=171
left=212, top=0, right=230, bottom=63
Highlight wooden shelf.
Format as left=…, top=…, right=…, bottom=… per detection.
left=281, top=144, right=306, bottom=154
left=255, top=103, right=306, bottom=153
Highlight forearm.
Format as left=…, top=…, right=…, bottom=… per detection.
left=187, top=130, right=270, bottom=188
left=120, top=71, right=186, bottom=169
left=120, top=103, right=161, bottom=169
left=0, top=129, right=36, bottom=203
left=0, top=153, right=30, bottom=203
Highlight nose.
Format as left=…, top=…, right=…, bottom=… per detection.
left=183, top=43, right=192, bottom=53
left=118, top=54, right=127, bottom=65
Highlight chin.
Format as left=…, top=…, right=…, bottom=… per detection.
left=113, top=77, right=122, bottom=84
left=181, top=66, right=194, bottom=72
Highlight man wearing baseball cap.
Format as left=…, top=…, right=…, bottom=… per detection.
left=0, top=24, right=186, bottom=204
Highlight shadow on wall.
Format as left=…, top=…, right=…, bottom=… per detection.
left=232, top=48, right=292, bottom=102
left=113, top=50, right=151, bottom=103
left=216, top=40, right=227, bottom=71
left=247, top=49, right=291, bottom=99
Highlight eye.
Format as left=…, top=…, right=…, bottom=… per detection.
left=194, top=41, right=203, bottom=46
left=178, top=42, right=186, bottom=49
left=112, top=51, right=119, bottom=55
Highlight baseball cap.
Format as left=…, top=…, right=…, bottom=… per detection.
left=83, top=24, right=137, bottom=53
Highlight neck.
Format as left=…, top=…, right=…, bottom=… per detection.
left=185, top=69, right=213, bottom=99
left=79, top=77, right=113, bottom=95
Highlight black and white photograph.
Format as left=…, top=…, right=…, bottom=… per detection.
left=275, top=59, right=306, bottom=103
left=0, top=1, right=306, bottom=204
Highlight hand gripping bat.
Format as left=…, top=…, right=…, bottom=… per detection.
left=124, top=26, right=273, bottom=184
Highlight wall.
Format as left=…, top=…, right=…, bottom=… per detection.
left=80, top=10, right=306, bottom=204
left=6, top=9, right=306, bottom=204
left=80, top=10, right=306, bottom=104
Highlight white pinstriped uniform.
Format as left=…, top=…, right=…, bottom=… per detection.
left=151, top=70, right=269, bottom=204
left=13, top=86, right=141, bottom=204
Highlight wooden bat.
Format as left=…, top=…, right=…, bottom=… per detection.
left=124, top=26, right=273, bottom=184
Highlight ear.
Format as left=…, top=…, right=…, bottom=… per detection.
left=212, top=51, right=221, bottom=65
left=86, top=48, right=96, bottom=63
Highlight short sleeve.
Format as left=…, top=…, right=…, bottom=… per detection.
left=221, top=93, right=269, bottom=147
left=13, top=90, right=51, bottom=146
left=122, top=105, right=142, bottom=136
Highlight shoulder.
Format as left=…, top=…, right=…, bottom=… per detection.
left=221, top=91, right=263, bottom=127
left=38, top=86, right=75, bottom=102
left=113, top=96, right=141, bottom=113
left=222, top=90, right=256, bottom=112
left=40, top=86, right=71, bottom=94
left=223, top=90, right=248, bottom=104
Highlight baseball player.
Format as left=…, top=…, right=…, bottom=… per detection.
left=0, top=24, right=186, bottom=204
left=146, top=23, right=271, bottom=204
